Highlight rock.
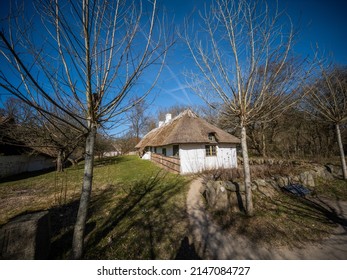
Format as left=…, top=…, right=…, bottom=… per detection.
left=309, top=165, right=334, bottom=180
left=292, top=175, right=300, bottom=183
left=275, top=176, right=290, bottom=188
left=258, top=185, right=276, bottom=198
left=267, top=179, right=280, bottom=190
left=299, top=171, right=315, bottom=187
left=325, top=164, right=334, bottom=174
left=253, top=179, right=267, bottom=188
left=204, top=181, right=230, bottom=211
left=325, top=164, right=343, bottom=177
left=204, top=180, right=245, bottom=212
left=252, top=178, right=277, bottom=198
left=0, top=211, right=50, bottom=259
left=252, top=158, right=264, bottom=165
left=219, top=181, right=245, bottom=192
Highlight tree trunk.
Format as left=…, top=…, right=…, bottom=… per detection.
left=67, top=158, right=77, bottom=166
left=336, top=123, right=347, bottom=180
left=240, top=125, right=254, bottom=216
left=56, top=150, right=64, bottom=172
left=72, top=123, right=97, bottom=259
left=261, top=123, right=266, bottom=158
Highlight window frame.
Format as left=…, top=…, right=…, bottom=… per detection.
left=208, top=132, right=216, bottom=142
left=205, top=145, right=217, bottom=157
left=173, top=145, right=179, bottom=157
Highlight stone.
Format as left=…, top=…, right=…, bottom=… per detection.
left=258, top=185, right=276, bottom=198
left=325, top=164, right=343, bottom=177
left=203, top=180, right=245, bottom=212
left=292, top=175, right=300, bottom=183
left=220, top=181, right=245, bottom=192
left=267, top=179, right=280, bottom=190
left=305, top=165, right=333, bottom=181
left=275, top=176, right=290, bottom=188
left=204, top=181, right=228, bottom=211
left=299, top=171, right=315, bottom=187
left=0, top=211, right=50, bottom=259
left=229, top=191, right=245, bottom=212
left=253, top=179, right=267, bottom=188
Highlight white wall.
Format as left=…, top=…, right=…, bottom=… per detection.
left=103, top=151, right=119, bottom=157
left=154, top=145, right=173, bottom=157
left=141, top=151, right=151, bottom=160
left=0, top=155, right=55, bottom=178
left=179, top=143, right=237, bottom=174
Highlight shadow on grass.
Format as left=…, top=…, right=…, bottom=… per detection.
left=84, top=170, right=189, bottom=259
left=287, top=194, right=347, bottom=230
left=0, top=167, right=56, bottom=184
left=48, top=200, right=79, bottom=259
left=248, top=190, right=347, bottom=247
left=48, top=199, right=98, bottom=259
left=216, top=188, right=347, bottom=249
left=93, top=156, right=133, bottom=168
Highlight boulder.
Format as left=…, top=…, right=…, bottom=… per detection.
left=209, top=180, right=246, bottom=192
left=204, top=181, right=230, bottom=211
left=253, top=179, right=267, bottom=188
left=0, top=211, right=50, bottom=259
left=267, top=180, right=279, bottom=189
left=325, top=164, right=343, bottom=177
left=291, top=175, right=300, bottom=183
left=275, top=176, right=290, bottom=188
left=252, top=178, right=277, bottom=198
left=257, top=185, right=276, bottom=198
left=204, top=181, right=245, bottom=212
left=299, top=171, right=315, bottom=187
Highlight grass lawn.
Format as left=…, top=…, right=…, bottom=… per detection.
left=0, top=156, right=191, bottom=259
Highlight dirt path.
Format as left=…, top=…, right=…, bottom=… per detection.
left=186, top=179, right=347, bottom=259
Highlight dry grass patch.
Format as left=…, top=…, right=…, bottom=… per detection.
left=212, top=190, right=337, bottom=248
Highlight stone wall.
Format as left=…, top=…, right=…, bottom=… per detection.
left=0, top=155, right=55, bottom=178
left=203, top=163, right=336, bottom=213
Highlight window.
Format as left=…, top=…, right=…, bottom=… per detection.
left=154, top=147, right=157, bottom=153
left=162, top=148, right=167, bottom=156
left=173, top=145, right=179, bottom=157
left=208, top=132, right=216, bottom=142
left=205, top=145, right=217, bottom=156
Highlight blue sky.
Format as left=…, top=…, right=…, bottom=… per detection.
left=1, top=0, right=347, bottom=134
left=155, top=0, right=347, bottom=112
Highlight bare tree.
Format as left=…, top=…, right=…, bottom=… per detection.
left=115, top=131, right=139, bottom=155
left=1, top=98, right=85, bottom=172
left=94, top=133, right=117, bottom=158
left=182, top=0, right=313, bottom=215
left=305, top=65, right=347, bottom=179
left=127, top=97, right=151, bottom=143
left=0, top=0, right=169, bottom=258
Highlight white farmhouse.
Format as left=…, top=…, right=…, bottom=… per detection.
left=135, top=110, right=240, bottom=174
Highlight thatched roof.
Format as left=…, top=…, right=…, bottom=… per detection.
left=135, top=109, right=240, bottom=150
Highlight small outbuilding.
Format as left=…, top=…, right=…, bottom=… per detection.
left=135, top=110, right=240, bottom=174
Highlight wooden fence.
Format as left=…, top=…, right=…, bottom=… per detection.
left=151, top=153, right=180, bottom=174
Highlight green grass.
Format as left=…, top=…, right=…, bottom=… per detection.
left=312, top=177, right=347, bottom=201
left=0, top=156, right=191, bottom=259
